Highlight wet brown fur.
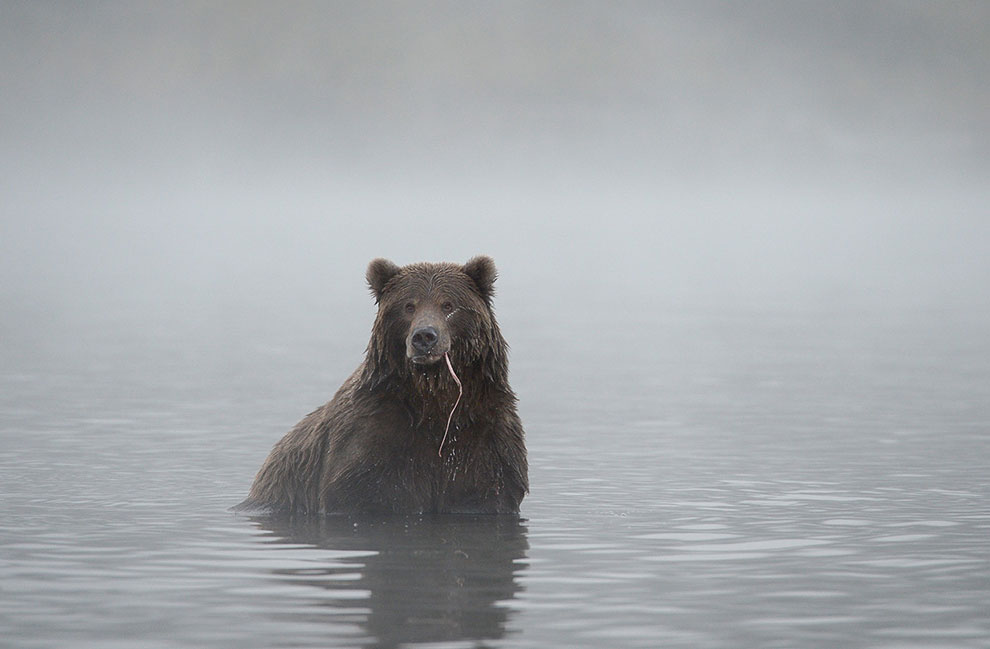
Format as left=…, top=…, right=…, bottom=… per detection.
left=236, top=256, right=528, bottom=515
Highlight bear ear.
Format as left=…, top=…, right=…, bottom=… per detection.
left=463, top=255, right=497, bottom=306
left=366, top=258, right=401, bottom=303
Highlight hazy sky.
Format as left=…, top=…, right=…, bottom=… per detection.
left=2, top=1, right=988, bottom=325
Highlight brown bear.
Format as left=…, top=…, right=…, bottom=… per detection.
left=236, top=256, right=528, bottom=515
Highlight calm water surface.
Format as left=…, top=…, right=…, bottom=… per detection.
left=1, top=304, right=988, bottom=648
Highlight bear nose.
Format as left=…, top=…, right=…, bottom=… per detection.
left=411, top=326, right=439, bottom=354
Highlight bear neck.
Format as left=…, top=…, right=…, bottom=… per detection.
left=359, top=342, right=513, bottom=427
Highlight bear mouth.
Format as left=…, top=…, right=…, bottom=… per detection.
left=409, top=353, right=444, bottom=366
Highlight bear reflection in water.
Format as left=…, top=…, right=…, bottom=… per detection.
left=251, top=514, right=528, bottom=646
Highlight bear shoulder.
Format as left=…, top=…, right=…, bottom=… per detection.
left=236, top=374, right=361, bottom=513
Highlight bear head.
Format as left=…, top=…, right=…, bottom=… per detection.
left=363, top=256, right=507, bottom=394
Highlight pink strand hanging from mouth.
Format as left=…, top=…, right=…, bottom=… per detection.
left=439, top=352, right=463, bottom=457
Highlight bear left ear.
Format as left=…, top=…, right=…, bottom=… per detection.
left=463, top=255, right=497, bottom=306
left=367, top=258, right=401, bottom=303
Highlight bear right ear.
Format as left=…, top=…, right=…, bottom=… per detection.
left=366, top=258, right=400, bottom=303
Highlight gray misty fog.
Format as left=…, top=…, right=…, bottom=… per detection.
left=3, top=7, right=990, bottom=646
left=1, top=1, right=988, bottom=333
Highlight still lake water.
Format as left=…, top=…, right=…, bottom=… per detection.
left=1, top=301, right=988, bottom=648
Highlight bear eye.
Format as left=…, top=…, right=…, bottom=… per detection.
left=404, top=302, right=416, bottom=314
left=441, top=301, right=454, bottom=314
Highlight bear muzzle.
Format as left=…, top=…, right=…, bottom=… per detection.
left=407, top=324, right=450, bottom=364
